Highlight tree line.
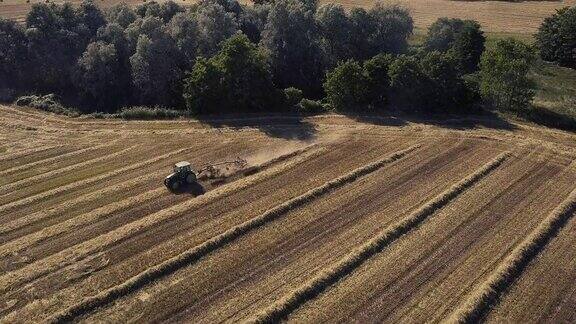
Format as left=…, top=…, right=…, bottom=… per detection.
left=0, top=0, right=573, bottom=116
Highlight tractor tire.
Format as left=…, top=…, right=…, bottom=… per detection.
left=186, top=174, right=195, bottom=184
left=171, top=180, right=180, bottom=191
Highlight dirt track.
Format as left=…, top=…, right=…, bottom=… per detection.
left=1, top=104, right=576, bottom=322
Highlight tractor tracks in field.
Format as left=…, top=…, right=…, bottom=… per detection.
left=0, top=145, right=71, bottom=172
left=0, top=143, right=116, bottom=184
left=350, top=154, right=563, bottom=323
left=0, top=143, right=329, bottom=296
left=249, top=151, right=510, bottom=323
left=448, top=169, right=576, bottom=324
left=41, top=144, right=422, bottom=323
left=0, top=146, right=199, bottom=217
left=0, top=140, right=241, bottom=242
left=0, top=144, right=137, bottom=198
left=0, top=143, right=320, bottom=267
left=139, top=141, right=498, bottom=323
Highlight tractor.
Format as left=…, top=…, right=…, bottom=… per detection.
left=164, top=158, right=248, bottom=191
left=164, top=161, right=197, bottom=191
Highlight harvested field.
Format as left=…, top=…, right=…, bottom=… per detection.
left=2, top=0, right=575, bottom=34
left=329, top=0, right=576, bottom=35
left=1, top=104, right=576, bottom=322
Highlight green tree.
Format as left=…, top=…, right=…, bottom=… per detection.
left=324, top=59, right=370, bottom=111
left=424, top=18, right=485, bottom=74
left=363, top=53, right=394, bottom=106
left=260, top=0, right=324, bottom=96
left=420, top=51, right=474, bottom=113
left=480, top=38, right=536, bottom=112
left=106, top=3, right=137, bottom=28
left=536, top=7, right=576, bottom=68
left=348, top=4, right=413, bottom=60
left=0, top=18, right=29, bottom=90
left=25, top=2, right=98, bottom=92
left=130, top=29, right=182, bottom=107
left=183, top=33, right=277, bottom=114
left=167, top=10, right=200, bottom=66
left=388, top=55, right=429, bottom=111
left=74, top=41, right=125, bottom=111
left=196, top=2, right=239, bottom=56
left=315, top=4, right=353, bottom=66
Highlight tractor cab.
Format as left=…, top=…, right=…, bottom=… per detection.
left=165, top=161, right=197, bottom=190
left=174, top=161, right=192, bottom=174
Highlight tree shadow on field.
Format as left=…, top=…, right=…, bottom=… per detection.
left=194, top=114, right=318, bottom=141
left=521, top=104, right=576, bottom=132
left=340, top=108, right=517, bottom=131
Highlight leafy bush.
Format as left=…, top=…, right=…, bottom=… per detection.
left=297, top=98, right=328, bottom=114
left=15, top=94, right=78, bottom=116
left=480, top=38, right=536, bottom=112
left=363, top=53, right=394, bottom=106
left=283, top=87, right=303, bottom=108
left=119, top=106, right=182, bottom=119
left=420, top=51, right=475, bottom=113
left=536, top=7, right=576, bottom=68
left=388, top=55, right=429, bottom=111
left=0, top=88, right=16, bottom=103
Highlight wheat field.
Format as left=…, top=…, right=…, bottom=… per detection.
left=2, top=0, right=575, bottom=34
left=1, top=105, right=576, bottom=322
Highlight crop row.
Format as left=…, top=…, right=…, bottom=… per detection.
left=250, top=151, right=510, bottom=323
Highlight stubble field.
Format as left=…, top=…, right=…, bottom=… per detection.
left=1, top=104, right=576, bottom=322
left=2, top=0, right=575, bottom=35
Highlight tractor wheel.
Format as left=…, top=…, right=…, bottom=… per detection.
left=186, top=174, right=195, bottom=184
left=171, top=180, right=180, bottom=191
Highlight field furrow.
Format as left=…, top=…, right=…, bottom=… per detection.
left=0, top=142, right=320, bottom=267
left=2, top=103, right=576, bottom=323
left=0, top=137, right=218, bottom=218
left=288, top=150, right=571, bottom=323
left=0, top=143, right=119, bottom=185
left=0, top=136, right=419, bottom=320
left=485, top=181, right=576, bottom=323
left=62, top=139, right=500, bottom=323
left=0, top=144, right=138, bottom=200
left=0, top=145, right=77, bottom=172
left=0, top=136, right=253, bottom=239
left=252, top=151, right=509, bottom=323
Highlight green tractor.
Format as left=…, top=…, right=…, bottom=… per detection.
left=164, top=161, right=197, bottom=191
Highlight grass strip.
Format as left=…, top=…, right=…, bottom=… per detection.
left=250, top=151, right=510, bottom=323
left=46, top=144, right=420, bottom=323
left=447, top=183, right=576, bottom=324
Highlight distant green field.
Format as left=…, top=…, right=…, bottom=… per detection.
left=529, top=62, right=576, bottom=130
left=411, top=27, right=576, bottom=131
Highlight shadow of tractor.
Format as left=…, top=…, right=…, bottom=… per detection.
left=167, top=181, right=206, bottom=196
